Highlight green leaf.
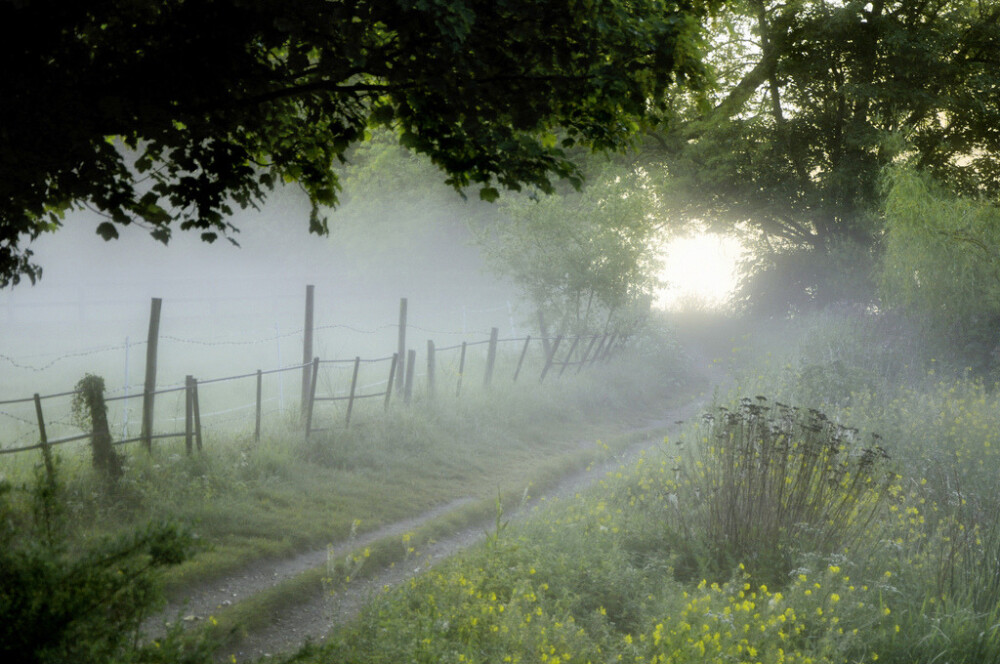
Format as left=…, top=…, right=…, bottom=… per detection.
left=95, top=222, right=119, bottom=241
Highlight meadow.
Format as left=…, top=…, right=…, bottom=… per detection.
left=1, top=313, right=702, bottom=664
left=6, top=308, right=1000, bottom=664
left=287, top=310, right=1000, bottom=664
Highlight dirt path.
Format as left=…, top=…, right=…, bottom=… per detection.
left=159, top=353, right=729, bottom=662
left=221, top=400, right=708, bottom=662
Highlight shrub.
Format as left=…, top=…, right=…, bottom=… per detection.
left=688, top=397, right=893, bottom=583
left=0, top=467, right=211, bottom=664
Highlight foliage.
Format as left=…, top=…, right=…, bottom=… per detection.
left=680, top=397, right=892, bottom=584
left=647, top=0, right=1000, bottom=310
left=478, top=162, right=666, bottom=334
left=71, top=374, right=122, bottom=481
left=284, top=312, right=1000, bottom=664
left=0, top=469, right=209, bottom=664
left=0, top=0, right=713, bottom=287
left=290, top=432, right=897, bottom=664
left=325, top=129, right=495, bottom=275
left=879, top=167, right=1000, bottom=372
left=733, top=237, right=878, bottom=316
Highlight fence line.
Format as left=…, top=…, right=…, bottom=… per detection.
left=2, top=290, right=629, bottom=460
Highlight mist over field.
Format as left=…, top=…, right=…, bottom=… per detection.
left=5, top=2, right=1000, bottom=664
left=0, top=175, right=532, bottom=453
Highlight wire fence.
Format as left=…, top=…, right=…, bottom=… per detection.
left=1, top=290, right=627, bottom=463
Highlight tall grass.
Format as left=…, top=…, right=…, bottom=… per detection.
left=285, top=310, right=1000, bottom=664
left=681, top=397, right=892, bottom=584
left=1, top=330, right=696, bottom=591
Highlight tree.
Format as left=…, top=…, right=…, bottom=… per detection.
left=879, top=167, right=1000, bottom=370
left=0, top=0, right=712, bottom=288
left=645, top=0, right=1000, bottom=310
left=478, top=161, right=666, bottom=334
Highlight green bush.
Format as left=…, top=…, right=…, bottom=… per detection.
left=0, top=467, right=212, bottom=664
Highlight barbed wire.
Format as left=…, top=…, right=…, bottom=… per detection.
left=462, top=305, right=509, bottom=313
left=0, top=341, right=145, bottom=372
left=0, top=320, right=514, bottom=374
left=0, top=410, right=37, bottom=426
left=160, top=331, right=301, bottom=347
left=409, top=325, right=494, bottom=336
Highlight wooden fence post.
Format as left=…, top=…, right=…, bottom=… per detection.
left=513, top=335, right=531, bottom=383
left=576, top=335, right=600, bottom=374
left=185, top=375, right=194, bottom=455
left=192, top=378, right=203, bottom=451
left=301, top=285, right=314, bottom=418
left=539, top=335, right=563, bottom=383
left=404, top=348, right=416, bottom=404
left=346, top=356, right=360, bottom=426
left=456, top=341, right=467, bottom=397
left=396, top=297, right=408, bottom=391
left=255, top=369, right=262, bottom=443
left=305, top=357, right=319, bottom=438
left=589, top=334, right=608, bottom=367
left=384, top=353, right=398, bottom=409
left=601, top=333, right=619, bottom=361
left=538, top=310, right=551, bottom=359
left=558, top=335, right=581, bottom=378
left=427, top=340, right=436, bottom=399
left=484, top=327, right=499, bottom=387
left=33, top=393, right=54, bottom=484
left=140, top=297, right=162, bottom=452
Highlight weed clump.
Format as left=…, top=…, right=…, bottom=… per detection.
left=687, top=397, right=893, bottom=584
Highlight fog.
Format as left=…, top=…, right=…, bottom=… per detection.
left=0, top=180, right=528, bottom=445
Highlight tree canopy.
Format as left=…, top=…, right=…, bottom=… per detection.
left=879, top=167, right=1000, bottom=368
left=646, top=0, right=1000, bottom=309
left=0, top=0, right=712, bottom=288
left=478, top=161, right=665, bottom=334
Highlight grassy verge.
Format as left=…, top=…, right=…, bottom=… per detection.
left=186, top=422, right=675, bottom=652
left=2, top=326, right=698, bottom=596
left=282, top=310, right=1000, bottom=664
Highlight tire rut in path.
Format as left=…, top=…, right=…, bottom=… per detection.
left=149, top=496, right=477, bottom=631
left=218, top=396, right=711, bottom=662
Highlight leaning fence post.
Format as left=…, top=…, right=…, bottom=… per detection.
left=185, top=375, right=194, bottom=455
left=345, top=357, right=361, bottom=426
left=576, top=335, right=600, bottom=374
left=305, top=357, right=319, bottom=438
left=140, top=297, right=162, bottom=452
left=589, top=334, right=608, bottom=367
left=384, top=353, right=398, bottom=409
left=427, top=340, right=436, bottom=399
left=539, top=335, right=563, bottom=383
left=33, top=393, right=55, bottom=484
left=484, top=327, right=499, bottom=387
left=254, top=369, right=263, bottom=443
left=456, top=341, right=467, bottom=397
left=404, top=349, right=416, bottom=404
left=601, top=333, right=619, bottom=361
left=558, top=335, right=581, bottom=378
left=513, top=335, right=531, bottom=383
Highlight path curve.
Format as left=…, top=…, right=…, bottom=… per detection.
left=158, top=350, right=729, bottom=662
